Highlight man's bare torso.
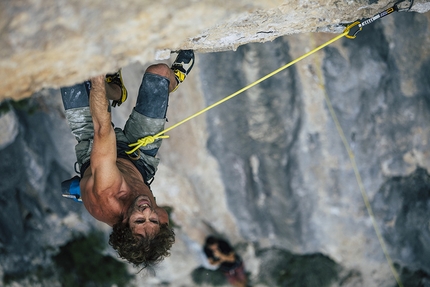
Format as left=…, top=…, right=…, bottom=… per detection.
left=80, top=158, right=151, bottom=226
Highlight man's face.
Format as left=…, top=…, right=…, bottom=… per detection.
left=127, top=195, right=169, bottom=238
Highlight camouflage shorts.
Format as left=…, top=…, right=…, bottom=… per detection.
left=64, top=107, right=165, bottom=180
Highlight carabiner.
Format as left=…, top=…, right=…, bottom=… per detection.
left=344, top=21, right=362, bottom=39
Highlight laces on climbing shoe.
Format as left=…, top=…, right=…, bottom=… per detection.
left=171, top=50, right=195, bottom=92
left=106, top=69, right=128, bottom=107
left=344, top=0, right=413, bottom=39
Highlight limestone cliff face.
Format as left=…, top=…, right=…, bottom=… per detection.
left=1, top=0, right=430, bottom=102
left=0, top=2, right=430, bottom=287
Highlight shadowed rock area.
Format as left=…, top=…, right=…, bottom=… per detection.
left=0, top=2, right=430, bottom=287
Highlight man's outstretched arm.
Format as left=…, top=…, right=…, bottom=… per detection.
left=89, top=76, right=122, bottom=195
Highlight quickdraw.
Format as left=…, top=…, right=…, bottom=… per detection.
left=345, top=0, right=414, bottom=39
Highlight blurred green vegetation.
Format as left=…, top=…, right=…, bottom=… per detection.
left=53, top=231, right=133, bottom=287
left=3, top=266, right=56, bottom=286
left=276, top=253, right=339, bottom=286
left=395, top=264, right=430, bottom=287
left=256, top=248, right=340, bottom=287
left=191, top=266, right=227, bottom=286
left=0, top=98, right=38, bottom=116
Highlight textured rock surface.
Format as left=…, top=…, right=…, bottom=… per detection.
left=194, top=12, right=430, bottom=286
left=1, top=0, right=430, bottom=102
left=0, top=2, right=430, bottom=287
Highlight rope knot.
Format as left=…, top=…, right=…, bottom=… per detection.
left=126, top=134, right=169, bottom=154
left=139, top=135, right=156, bottom=146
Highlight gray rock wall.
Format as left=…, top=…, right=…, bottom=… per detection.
left=0, top=9, right=429, bottom=287
left=193, top=11, right=430, bottom=286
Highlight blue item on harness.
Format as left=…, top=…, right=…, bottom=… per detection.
left=61, top=175, right=82, bottom=203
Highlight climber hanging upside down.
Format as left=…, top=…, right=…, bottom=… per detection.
left=60, top=50, right=195, bottom=268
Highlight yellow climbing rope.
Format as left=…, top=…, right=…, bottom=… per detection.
left=126, top=23, right=360, bottom=155
left=311, top=35, right=404, bottom=287
left=126, top=14, right=406, bottom=287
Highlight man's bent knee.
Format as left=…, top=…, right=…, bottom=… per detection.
left=135, top=71, right=170, bottom=119
left=146, top=64, right=177, bottom=92
left=146, top=64, right=171, bottom=78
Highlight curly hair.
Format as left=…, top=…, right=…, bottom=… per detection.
left=109, top=221, right=175, bottom=268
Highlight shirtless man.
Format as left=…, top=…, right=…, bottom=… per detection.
left=60, top=50, right=194, bottom=268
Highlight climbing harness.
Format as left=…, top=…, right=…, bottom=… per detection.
left=61, top=175, right=82, bottom=202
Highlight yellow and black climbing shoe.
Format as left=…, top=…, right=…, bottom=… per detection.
left=171, top=50, right=194, bottom=92
left=106, top=69, right=128, bottom=107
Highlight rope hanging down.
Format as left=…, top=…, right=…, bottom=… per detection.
left=127, top=1, right=413, bottom=155
left=311, top=42, right=405, bottom=287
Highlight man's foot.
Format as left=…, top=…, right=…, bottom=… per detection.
left=105, top=69, right=128, bottom=107
left=171, top=50, right=194, bottom=92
